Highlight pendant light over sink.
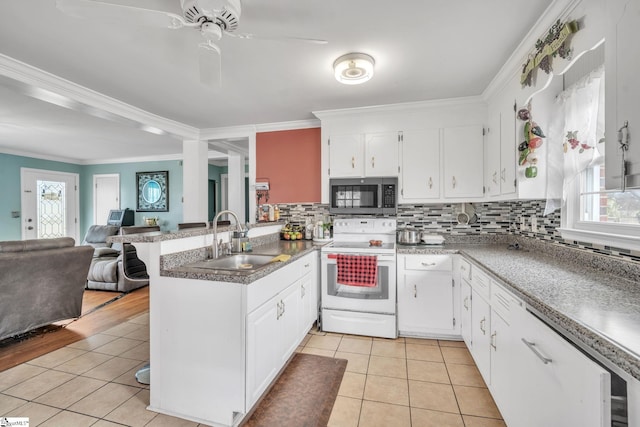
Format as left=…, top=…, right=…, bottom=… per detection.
left=333, top=53, right=375, bottom=85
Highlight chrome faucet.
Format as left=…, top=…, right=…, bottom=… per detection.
left=212, top=210, right=244, bottom=259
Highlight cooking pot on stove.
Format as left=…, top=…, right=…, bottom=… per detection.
left=397, top=227, right=421, bottom=244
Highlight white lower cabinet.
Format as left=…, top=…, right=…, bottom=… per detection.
left=470, top=289, right=491, bottom=384
left=150, top=251, right=319, bottom=427
left=461, top=261, right=612, bottom=427
left=460, top=266, right=472, bottom=349
left=299, top=252, right=319, bottom=337
left=508, top=310, right=611, bottom=427
left=397, top=254, right=457, bottom=337
left=246, top=279, right=304, bottom=408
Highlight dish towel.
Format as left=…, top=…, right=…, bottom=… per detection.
left=336, top=254, right=378, bottom=287
left=271, top=254, right=292, bottom=263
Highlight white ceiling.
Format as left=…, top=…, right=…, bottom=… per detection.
left=0, top=0, right=555, bottom=164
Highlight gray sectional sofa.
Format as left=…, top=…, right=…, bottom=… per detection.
left=0, top=237, right=93, bottom=341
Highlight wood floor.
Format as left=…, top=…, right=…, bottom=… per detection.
left=0, top=286, right=149, bottom=373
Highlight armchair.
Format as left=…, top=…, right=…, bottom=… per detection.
left=83, top=225, right=159, bottom=292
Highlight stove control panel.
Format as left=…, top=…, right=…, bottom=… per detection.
left=333, top=218, right=397, bottom=235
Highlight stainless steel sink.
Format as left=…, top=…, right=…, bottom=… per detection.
left=188, top=254, right=276, bottom=271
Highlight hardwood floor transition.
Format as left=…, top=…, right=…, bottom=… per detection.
left=0, top=286, right=149, bottom=372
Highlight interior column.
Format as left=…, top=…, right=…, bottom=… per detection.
left=182, top=139, right=209, bottom=223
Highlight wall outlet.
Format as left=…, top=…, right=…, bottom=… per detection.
left=531, top=215, right=538, bottom=232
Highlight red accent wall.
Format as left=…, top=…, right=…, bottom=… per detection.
left=256, top=128, right=321, bottom=203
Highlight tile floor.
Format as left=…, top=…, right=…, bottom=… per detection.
left=0, top=312, right=505, bottom=426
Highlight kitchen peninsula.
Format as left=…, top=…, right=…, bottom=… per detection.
left=111, top=223, right=323, bottom=427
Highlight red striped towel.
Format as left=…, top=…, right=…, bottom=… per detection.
left=336, top=254, right=378, bottom=287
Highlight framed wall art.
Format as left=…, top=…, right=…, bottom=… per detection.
left=136, top=171, right=169, bottom=212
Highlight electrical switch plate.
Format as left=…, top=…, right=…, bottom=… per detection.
left=531, top=215, right=538, bottom=232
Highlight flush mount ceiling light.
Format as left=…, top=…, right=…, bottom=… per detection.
left=333, top=53, right=375, bottom=85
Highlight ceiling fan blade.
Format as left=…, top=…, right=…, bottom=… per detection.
left=198, top=41, right=222, bottom=89
left=226, top=32, right=328, bottom=44
left=56, top=0, right=197, bottom=30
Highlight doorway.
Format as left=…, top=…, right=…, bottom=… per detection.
left=20, top=168, right=80, bottom=242
left=94, top=174, right=120, bottom=225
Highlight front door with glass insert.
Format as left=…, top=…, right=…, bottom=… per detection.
left=21, top=168, right=79, bottom=241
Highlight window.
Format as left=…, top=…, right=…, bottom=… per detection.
left=581, top=165, right=640, bottom=224
left=562, top=163, right=640, bottom=250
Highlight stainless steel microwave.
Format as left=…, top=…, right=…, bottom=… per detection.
left=329, top=177, right=398, bottom=215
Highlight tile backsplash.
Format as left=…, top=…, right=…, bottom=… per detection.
left=273, top=200, right=640, bottom=264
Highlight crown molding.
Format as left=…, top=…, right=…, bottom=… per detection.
left=255, top=119, right=320, bottom=133
left=199, top=124, right=257, bottom=141
left=0, top=147, right=82, bottom=165
left=0, top=54, right=199, bottom=140
left=313, top=96, right=486, bottom=120
left=482, top=0, right=582, bottom=101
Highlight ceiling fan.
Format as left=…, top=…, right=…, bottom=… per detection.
left=55, top=0, right=328, bottom=87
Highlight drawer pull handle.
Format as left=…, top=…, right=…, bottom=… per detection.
left=371, top=156, right=375, bottom=168
left=352, top=157, right=355, bottom=169
left=490, top=331, right=497, bottom=350
left=421, top=262, right=437, bottom=266
left=480, top=317, right=486, bottom=334
left=463, top=296, right=469, bottom=310
left=521, top=338, right=552, bottom=364
left=413, top=284, right=417, bottom=298
left=304, top=263, right=310, bottom=268
left=452, top=176, right=457, bottom=188
left=428, top=177, right=433, bottom=189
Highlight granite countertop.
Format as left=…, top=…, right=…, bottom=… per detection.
left=399, top=242, right=640, bottom=381
left=161, top=239, right=324, bottom=285
left=108, top=221, right=286, bottom=243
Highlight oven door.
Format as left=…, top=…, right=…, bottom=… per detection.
left=321, top=251, right=396, bottom=314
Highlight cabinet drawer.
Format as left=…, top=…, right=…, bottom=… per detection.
left=299, top=252, right=316, bottom=277
left=404, top=254, right=452, bottom=271
left=459, top=259, right=472, bottom=283
left=471, top=266, right=490, bottom=300
left=490, top=280, right=523, bottom=324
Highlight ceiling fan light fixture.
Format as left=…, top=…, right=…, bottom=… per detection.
left=333, top=53, right=375, bottom=85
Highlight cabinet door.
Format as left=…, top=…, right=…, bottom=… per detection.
left=605, top=0, right=640, bottom=189
left=398, top=270, right=454, bottom=335
left=246, top=298, right=280, bottom=407
left=512, top=312, right=611, bottom=427
left=279, top=282, right=301, bottom=364
left=329, top=134, right=364, bottom=177
left=485, top=110, right=501, bottom=197
left=470, top=290, right=491, bottom=385
left=489, top=311, right=517, bottom=425
left=500, top=100, right=517, bottom=195
left=365, top=132, right=399, bottom=176
left=443, top=125, right=485, bottom=198
left=400, top=129, right=440, bottom=200
left=460, top=280, right=472, bottom=349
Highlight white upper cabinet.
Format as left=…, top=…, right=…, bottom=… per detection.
left=605, top=0, right=640, bottom=189
left=327, top=134, right=365, bottom=177
left=400, top=129, right=441, bottom=200
left=443, top=125, right=485, bottom=198
left=486, top=97, right=517, bottom=198
left=365, top=132, right=400, bottom=176
left=328, top=132, right=399, bottom=178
